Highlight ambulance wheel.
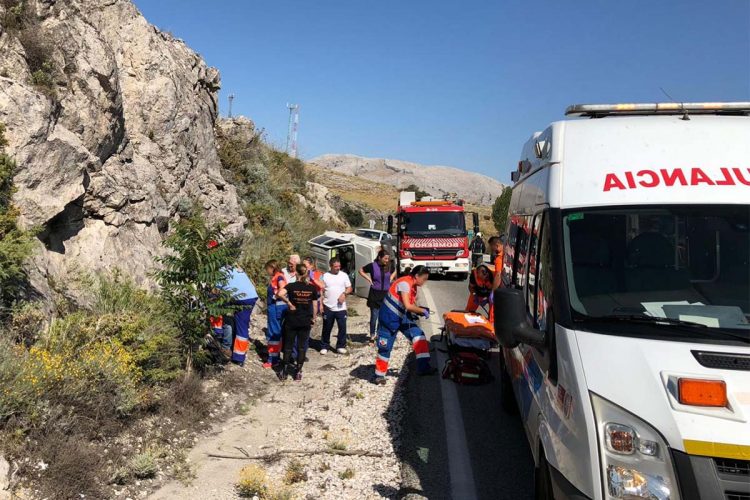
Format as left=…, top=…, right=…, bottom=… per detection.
left=498, top=354, right=517, bottom=414
left=534, top=450, right=555, bottom=500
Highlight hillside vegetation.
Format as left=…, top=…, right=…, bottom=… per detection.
left=307, top=163, right=497, bottom=236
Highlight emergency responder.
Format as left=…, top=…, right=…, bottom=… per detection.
left=225, top=265, right=259, bottom=366
left=470, top=232, right=486, bottom=267
left=465, top=263, right=493, bottom=314
left=264, top=259, right=287, bottom=368
left=373, top=265, right=436, bottom=385
left=487, top=235, right=505, bottom=322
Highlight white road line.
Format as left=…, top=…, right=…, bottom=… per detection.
left=422, top=285, right=479, bottom=500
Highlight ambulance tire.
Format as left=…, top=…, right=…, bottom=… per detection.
left=534, top=448, right=555, bottom=500
left=498, top=354, right=517, bottom=414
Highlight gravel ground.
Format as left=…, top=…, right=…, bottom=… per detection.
left=151, top=296, right=412, bottom=500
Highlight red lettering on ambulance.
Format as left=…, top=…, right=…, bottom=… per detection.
left=637, top=170, right=659, bottom=187
left=734, top=168, right=750, bottom=186
left=690, top=168, right=715, bottom=186
left=624, top=171, right=636, bottom=189
left=603, top=173, right=626, bottom=191
left=660, top=169, right=687, bottom=186
left=716, top=168, right=735, bottom=186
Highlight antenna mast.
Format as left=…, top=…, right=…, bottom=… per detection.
left=228, top=94, right=235, bottom=118
left=286, top=103, right=300, bottom=158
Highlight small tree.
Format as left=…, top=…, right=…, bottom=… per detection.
left=0, top=123, right=35, bottom=306
left=491, top=186, right=512, bottom=235
left=403, top=184, right=430, bottom=200
left=154, top=209, right=238, bottom=370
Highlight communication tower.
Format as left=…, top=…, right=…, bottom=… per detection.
left=286, top=103, right=300, bottom=158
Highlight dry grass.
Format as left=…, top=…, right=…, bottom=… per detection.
left=282, top=458, right=307, bottom=484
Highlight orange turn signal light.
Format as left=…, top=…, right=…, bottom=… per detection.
left=678, top=378, right=728, bottom=407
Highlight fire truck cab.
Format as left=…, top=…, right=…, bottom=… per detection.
left=389, top=191, right=476, bottom=279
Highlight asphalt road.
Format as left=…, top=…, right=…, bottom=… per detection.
left=398, top=278, right=535, bottom=500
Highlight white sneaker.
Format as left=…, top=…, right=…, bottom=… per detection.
left=320, top=348, right=328, bottom=355
left=336, top=347, right=348, bottom=355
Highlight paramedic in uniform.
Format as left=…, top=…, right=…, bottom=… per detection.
left=373, top=265, right=436, bottom=385
left=487, top=235, right=505, bottom=322
left=465, top=263, right=493, bottom=314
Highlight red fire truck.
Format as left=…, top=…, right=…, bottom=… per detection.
left=387, top=192, right=478, bottom=280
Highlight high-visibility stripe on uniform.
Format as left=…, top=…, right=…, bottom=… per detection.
left=375, top=354, right=389, bottom=376
left=233, top=338, right=249, bottom=355
left=383, top=294, right=406, bottom=317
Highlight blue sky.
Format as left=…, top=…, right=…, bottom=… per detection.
left=135, top=0, right=750, bottom=182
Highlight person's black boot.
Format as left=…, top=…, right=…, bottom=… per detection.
left=277, top=364, right=289, bottom=381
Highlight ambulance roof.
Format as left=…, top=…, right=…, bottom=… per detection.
left=517, top=114, right=750, bottom=209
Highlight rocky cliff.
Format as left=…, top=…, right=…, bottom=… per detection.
left=0, top=0, right=245, bottom=293
left=310, top=154, right=506, bottom=206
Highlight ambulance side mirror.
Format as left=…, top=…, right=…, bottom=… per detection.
left=493, top=288, right=545, bottom=349
left=387, top=215, right=394, bottom=235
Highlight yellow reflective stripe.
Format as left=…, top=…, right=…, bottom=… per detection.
left=683, top=439, right=750, bottom=460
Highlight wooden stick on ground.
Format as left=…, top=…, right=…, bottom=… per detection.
left=207, top=448, right=384, bottom=460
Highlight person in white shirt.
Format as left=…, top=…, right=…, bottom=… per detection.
left=320, top=257, right=353, bottom=354
left=282, top=254, right=300, bottom=284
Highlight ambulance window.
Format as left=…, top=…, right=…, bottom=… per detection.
left=536, top=215, right=552, bottom=331
left=526, top=213, right=543, bottom=318
left=511, top=216, right=531, bottom=289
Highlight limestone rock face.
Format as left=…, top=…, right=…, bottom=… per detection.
left=310, top=154, right=506, bottom=206
left=0, top=0, right=245, bottom=291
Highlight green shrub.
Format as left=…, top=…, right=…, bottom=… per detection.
left=0, top=123, right=35, bottom=306
left=154, top=209, right=238, bottom=370
left=491, top=186, right=512, bottom=235
left=341, top=205, right=364, bottom=227
left=129, top=451, right=157, bottom=479
left=403, top=183, right=430, bottom=200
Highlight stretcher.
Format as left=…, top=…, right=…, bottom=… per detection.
left=440, top=310, right=497, bottom=351
left=439, top=310, right=497, bottom=384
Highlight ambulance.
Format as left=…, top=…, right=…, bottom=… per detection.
left=493, top=102, right=750, bottom=500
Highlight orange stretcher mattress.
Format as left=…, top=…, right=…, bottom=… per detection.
left=442, top=311, right=496, bottom=342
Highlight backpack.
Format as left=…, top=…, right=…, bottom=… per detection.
left=441, top=351, right=494, bottom=385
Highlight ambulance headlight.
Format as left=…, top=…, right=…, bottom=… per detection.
left=591, top=393, right=679, bottom=500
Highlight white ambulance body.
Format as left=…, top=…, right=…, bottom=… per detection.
left=494, top=103, right=750, bottom=500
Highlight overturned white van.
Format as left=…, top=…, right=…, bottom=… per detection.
left=494, top=102, right=750, bottom=500
left=308, top=230, right=387, bottom=298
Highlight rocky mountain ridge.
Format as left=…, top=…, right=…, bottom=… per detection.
left=0, top=0, right=245, bottom=295
left=310, top=153, right=506, bottom=206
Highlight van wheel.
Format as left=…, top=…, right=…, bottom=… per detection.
left=534, top=452, right=555, bottom=500
left=498, top=354, right=517, bottom=414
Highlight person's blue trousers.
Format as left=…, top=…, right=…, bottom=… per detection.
left=321, top=307, right=347, bottom=350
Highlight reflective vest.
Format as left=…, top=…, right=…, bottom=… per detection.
left=470, top=267, right=493, bottom=297
left=382, top=275, right=417, bottom=320
left=267, top=272, right=286, bottom=304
